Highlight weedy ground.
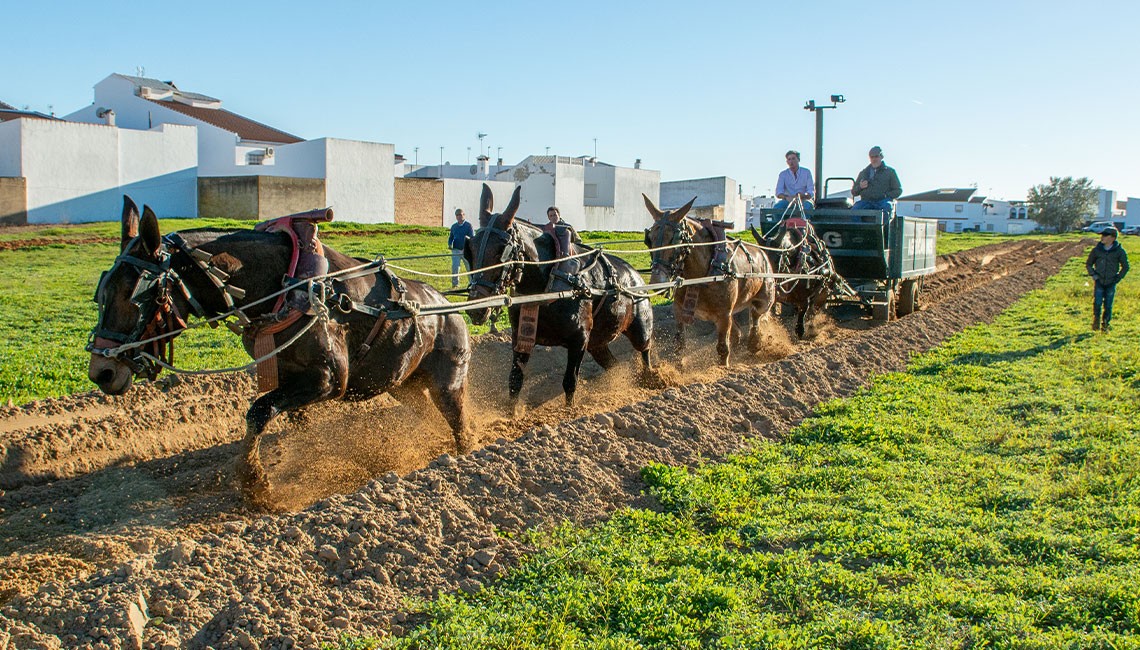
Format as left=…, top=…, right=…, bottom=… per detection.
left=0, top=224, right=1080, bottom=404
left=333, top=256, right=1138, bottom=649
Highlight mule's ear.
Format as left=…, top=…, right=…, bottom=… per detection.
left=671, top=196, right=697, bottom=222
left=750, top=225, right=764, bottom=245
left=139, top=205, right=162, bottom=258
left=642, top=193, right=663, bottom=220
left=480, top=183, right=494, bottom=223
left=501, top=186, right=521, bottom=227
left=121, top=196, right=140, bottom=251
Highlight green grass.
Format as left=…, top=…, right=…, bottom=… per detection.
left=352, top=257, right=1139, bottom=649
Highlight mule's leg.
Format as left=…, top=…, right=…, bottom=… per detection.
left=715, top=313, right=733, bottom=367
left=508, top=350, right=532, bottom=416
left=589, top=345, right=619, bottom=370
left=747, top=301, right=765, bottom=352
left=240, top=376, right=334, bottom=511
left=423, top=349, right=471, bottom=453
left=674, top=320, right=686, bottom=369
left=623, top=300, right=659, bottom=383
left=562, top=338, right=589, bottom=406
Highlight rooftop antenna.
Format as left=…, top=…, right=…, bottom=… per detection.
left=136, top=66, right=145, bottom=77
left=477, top=132, right=488, bottom=157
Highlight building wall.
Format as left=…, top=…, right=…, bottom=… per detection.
left=612, top=167, right=661, bottom=231
left=660, top=176, right=744, bottom=227
left=442, top=179, right=516, bottom=226
left=0, top=118, right=197, bottom=223
left=0, top=177, right=27, bottom=225
left=498, top=157, right=561, bottom=224
left=323, top=138, right=394, bottom=223
left=394, top=178, right=444, bottom=226
left=1126, top=198, right=1140, bottom=228
left=197, top=176, right=326, bottom=220
left=1098, top=189, right=1117, bottom=220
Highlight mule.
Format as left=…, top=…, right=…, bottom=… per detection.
left=751, top=221, right=832, bottom=339
left=642, top=194, right=776, bottom=367
left=89, top=197, right=471, bottom=510
left=464, top=185, right=655, bottom=411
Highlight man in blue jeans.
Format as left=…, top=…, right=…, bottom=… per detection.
left=851, top=146, right=902, bottom=213
left=773, top=150, right=814, bottom=215
left=448, top=208, right=474, bottom=288
left=1086, top=227, right=1129, bottom=331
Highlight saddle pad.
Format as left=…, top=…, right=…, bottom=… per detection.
left=678, top=287, right=700, bottom=325
left=514, top=304, right=540, bottom=353
left=253, top=332, right=279, bottom=393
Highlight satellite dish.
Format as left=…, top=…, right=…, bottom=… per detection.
left=469, top=164, right=478, bottom=175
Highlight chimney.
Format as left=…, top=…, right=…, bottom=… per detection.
left=634, top=158, right=641, bottom=169
left=96, top=108, right=116, bottom=127
left=477, top=154, right=490, bottom=179
left=497, top=158, right=503, bottom=167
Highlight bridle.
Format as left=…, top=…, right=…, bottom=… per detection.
left=87, top=234, right=243, bottom=380
left=468, top=214, right=525, bottom=299
left=647, top=217, right=694, bottom=281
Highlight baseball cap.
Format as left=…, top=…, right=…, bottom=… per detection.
left=1101, top=227, right=1118, bottom=237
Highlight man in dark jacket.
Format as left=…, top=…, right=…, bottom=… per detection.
left=1086, top=227, right=1129, bottom=331
left=851, top=146, right=902, bottom=213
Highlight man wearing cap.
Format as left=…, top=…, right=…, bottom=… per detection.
left=1086, top=227, right=1129, bottom=331
left=851, top=146, right=902, bottom=213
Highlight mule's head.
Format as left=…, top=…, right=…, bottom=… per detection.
left=88, top=196, right=171, bottom=395
left=464, top=184, right=522, bottom=325
left=642, top=194, right=696, bottom=284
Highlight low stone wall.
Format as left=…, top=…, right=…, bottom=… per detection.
left=198, top=177, right=326, bottom=220
left=0, top=177, right=27, bottom=225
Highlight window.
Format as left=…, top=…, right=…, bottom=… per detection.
left=954, top=204, right=964, bottom=213
left=246, top=151, right=265, bottom=165
left=584, top=184, right=598, bottom=199
left=914, top=203, right=922, bottom=212
left=986, top=224, right=995, bottom=232
left=1010, top=208, right=1017, bottom=219
left=954, top=222, right=963, bottom=233
left=1019, top=207, right=1027, bottom=219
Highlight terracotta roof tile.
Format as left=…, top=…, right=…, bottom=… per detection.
left=147, top=98, right=303, bottom=144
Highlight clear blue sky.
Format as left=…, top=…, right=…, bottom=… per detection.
left=6, top=0, right=1138, bottom=202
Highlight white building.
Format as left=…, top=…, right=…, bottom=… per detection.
left=66, top=74, right=395, bottom=222
left=0, top=114, right=197, bottom=224
left=660, top=176, right=747, bottom=227
left=1098, top=189, right=1117, bottom=221
left=495, top=156, right=660, bottom=231
left=1126, top=198, right=1140, bottom=229
left=896, top=187, right=1038, bottom=234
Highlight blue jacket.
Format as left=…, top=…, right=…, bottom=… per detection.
left=448, top=220, right=474, bottom=250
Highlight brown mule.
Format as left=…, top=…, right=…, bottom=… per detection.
left=642, top=194, right=776, bottom=367
left=89, top=197, right=472, bottom=510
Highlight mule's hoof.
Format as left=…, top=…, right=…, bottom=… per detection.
left=454, top=434, right=476, bottom=455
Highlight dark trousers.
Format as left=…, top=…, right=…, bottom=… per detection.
left=1094, top=282, right=1117, bottom=323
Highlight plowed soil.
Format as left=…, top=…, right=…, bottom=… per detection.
left=0, top=240, right=1085, bottom=649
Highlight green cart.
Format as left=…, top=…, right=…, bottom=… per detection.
left=756, top=180, right=938, bottom=321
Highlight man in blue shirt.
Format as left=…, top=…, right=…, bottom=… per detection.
left=773, top=150, right=815, bottom=215
left=448, top=208, right=474, bottom=288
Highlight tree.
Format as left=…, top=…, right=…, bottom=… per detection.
left=1026, top=176, right=1099, bottom=232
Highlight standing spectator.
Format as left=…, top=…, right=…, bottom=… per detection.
left=851, top=146, right=902, bottom=213
left=773, top=150, right=815, bottom=214
left=448, top=208, right=474, bottom=288
left=1086, top=227, right=1129, bottom=331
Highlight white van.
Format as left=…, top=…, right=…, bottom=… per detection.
left=1085, top=221, right=1117, bottom=234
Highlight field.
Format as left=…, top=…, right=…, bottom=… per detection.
left=1, top=217, right=1130, bottom=648
left=368, top=256, right=1138, bottom=649
left=0, top=219, right=1080, bottom=405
